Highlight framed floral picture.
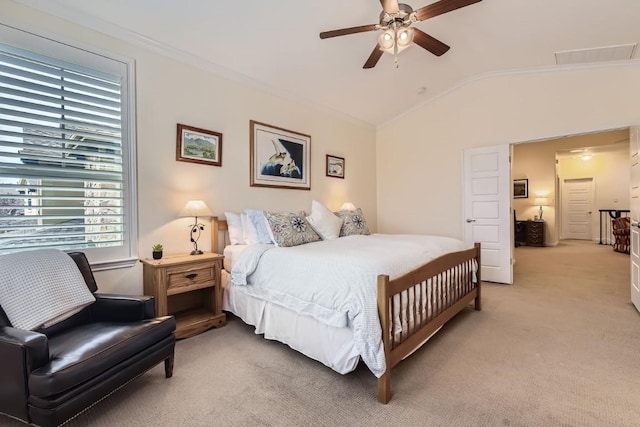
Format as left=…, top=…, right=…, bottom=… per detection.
left=250, top=120, right=311, bottom=190
left=176, top=124, right=222, bottom=166
left=326, top=155, right=345, bottom=179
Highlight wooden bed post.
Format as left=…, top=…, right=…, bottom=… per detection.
left=377, top=274, right=391, bottom=404
left=474, top=242, right=482, bottom=311
left=211, top=216, right=219, bottom=254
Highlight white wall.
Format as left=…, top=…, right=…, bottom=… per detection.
left=376, top=64, right=640, bottom=240
left=4, top=2, right=377, bottom=294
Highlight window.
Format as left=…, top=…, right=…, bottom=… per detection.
left=0, top=25, right=137, bottom=270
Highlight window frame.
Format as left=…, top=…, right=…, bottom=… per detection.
left=0, top=22, right=138, bottom=270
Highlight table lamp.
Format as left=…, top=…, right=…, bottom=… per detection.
left=340, top=202, right=356, bottom=211
left=179, top=200, right=213, bottom=255
left=534, top=197, right=548, bottom=220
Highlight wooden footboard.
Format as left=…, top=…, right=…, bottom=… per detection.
left=376, top=242, right=481, bottom=403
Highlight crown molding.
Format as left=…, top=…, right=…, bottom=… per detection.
left=12, top=0, right=375, bottom=130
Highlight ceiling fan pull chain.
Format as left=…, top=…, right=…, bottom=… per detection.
left=393, top=28, right=400, bottom=68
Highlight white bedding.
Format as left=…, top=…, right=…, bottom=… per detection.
left=223, top=244, right=249, bottom=272
left=229, top=233, right=470, bottom=377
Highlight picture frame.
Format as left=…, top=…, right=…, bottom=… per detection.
left=326, top=155, right=345, bottom=179
left=513, top=179, right=528, bottom=199
left=176, top=124, right=222, bottom=167
left=250, top=120, right=311, bottom=190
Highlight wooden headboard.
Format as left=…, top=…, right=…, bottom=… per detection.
left=211, top=216, right=228, bottom=255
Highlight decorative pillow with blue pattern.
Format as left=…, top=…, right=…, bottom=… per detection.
left=264, top=211, right=321, bottom=247
left=336, top=207, right=370, bottom=237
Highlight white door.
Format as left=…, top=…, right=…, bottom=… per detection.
left=463, top=144, right=512, bottom=284
left=561, top=178, right=594, bottom=240
left=629, top=126, right=640, bottom=312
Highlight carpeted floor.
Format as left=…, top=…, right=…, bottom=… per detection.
left=4, top=240, right=639, bottom=427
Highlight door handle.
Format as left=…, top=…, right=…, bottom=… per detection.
left=632, top=221, right=640, bottom=228
left=466, top=219, right=476, bottom=223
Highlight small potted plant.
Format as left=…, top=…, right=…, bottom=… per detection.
left=152, top=243, right=163, bottom=260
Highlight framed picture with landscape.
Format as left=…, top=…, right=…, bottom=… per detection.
left=176, top=123, right=222, bottom=167
left=326, top=155, right=345, bottom=178
left=513, top=178, right=528, bottom=199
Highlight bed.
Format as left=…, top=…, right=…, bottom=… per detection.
left=211, top=216, right=481, bottom=403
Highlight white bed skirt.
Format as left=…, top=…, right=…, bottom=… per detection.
left=221, top=270, right=360, bottom=375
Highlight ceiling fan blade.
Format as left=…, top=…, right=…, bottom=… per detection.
left=412, top=29, right=450, bottom=56
left=363, top=45, right=384, bottom=69
left=320, top=24, right=378, bottom=39
left=380, top=0, right=400, bottom=13
left=415, top=0, right=482, bottom=21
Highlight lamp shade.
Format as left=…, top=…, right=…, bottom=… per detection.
left=534, top=197, right=548, bottom=206
left=178, top=200, right=213, bottom=218
left=340, top=202, right=356, bottom=211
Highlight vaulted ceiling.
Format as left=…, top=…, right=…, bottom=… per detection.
left=16, top=0, right=640, bottom=127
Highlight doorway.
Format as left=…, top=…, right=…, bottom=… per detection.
left=511, top=128, right=630, bottom=247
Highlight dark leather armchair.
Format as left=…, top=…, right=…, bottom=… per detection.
left=0, top=252, right=176, bottom=427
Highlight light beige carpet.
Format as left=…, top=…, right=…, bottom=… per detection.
left=4, top=240, right=639, bottom=427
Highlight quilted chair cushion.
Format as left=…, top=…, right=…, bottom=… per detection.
left=0, top=249, right=95, bottom=330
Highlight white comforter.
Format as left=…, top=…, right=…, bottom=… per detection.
left=230, top=233, right=470, bottom=377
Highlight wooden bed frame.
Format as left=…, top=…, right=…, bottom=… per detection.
left=211, top=216, right=481, bottom=404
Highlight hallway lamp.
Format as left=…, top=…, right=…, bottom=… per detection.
left=178, top=200, right=213, bottom=255
left=534, top=197, right=548, bottom=220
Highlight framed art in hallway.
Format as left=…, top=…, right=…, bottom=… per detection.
left=176, top=124, right=222, bottom=166
left=513, top=179, right=528, bottom=198
left=326, top=155, right=345, bottom=179
left=250, top=120, right=311, bottom=190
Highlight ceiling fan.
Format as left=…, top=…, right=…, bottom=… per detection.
left=319, top=0, right=482, bottom=69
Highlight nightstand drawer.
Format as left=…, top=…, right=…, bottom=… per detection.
left=167, top=265, right=213, bottom=293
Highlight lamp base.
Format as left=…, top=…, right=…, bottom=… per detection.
left=190, top=250, right=203, bottom=255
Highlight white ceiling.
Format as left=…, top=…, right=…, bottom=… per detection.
left=16, top=0, right=640, bottom=127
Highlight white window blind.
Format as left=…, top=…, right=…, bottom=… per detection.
left=0, top=26, right=137, bottom=269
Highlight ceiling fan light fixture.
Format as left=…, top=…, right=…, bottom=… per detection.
left=378, top=27, right=413, bottom=54
left=378, top=29, right=396, bottom=51
left=397, top=28, right=414, bottom=48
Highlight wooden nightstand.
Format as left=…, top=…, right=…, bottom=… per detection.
left=141, top=253, right=226, bottom=339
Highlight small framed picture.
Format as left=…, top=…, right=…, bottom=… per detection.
left=513, top=179, right=528, bottom=199
left=326, top=155, right=345, bottom=179
left=176, top=124, right=222, bottom=167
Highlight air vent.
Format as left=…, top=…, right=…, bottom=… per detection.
left=555, top=43, right=637, bottom=65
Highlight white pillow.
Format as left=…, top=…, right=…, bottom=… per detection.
left=306, top=200, right=342, bottom=240
left=244, top=209, right=274, bottom=244
left=224, top=212, right=245, bottom=245
left=241, top=213, right=259, bottom=245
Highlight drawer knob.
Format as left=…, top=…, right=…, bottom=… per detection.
left=185, top=273, right=198, bottom=280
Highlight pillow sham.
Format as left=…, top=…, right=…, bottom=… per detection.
left=337, top=207, right=370, bottom=237
left=224, top=212, right=245, bottom=245
left=306, top=200, right=342, bottom=240
left=244, top=209, right=274, bottom=244
left=241, top=213, right=259, bottom=245
left=264, top=211, right=321, bottom=247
